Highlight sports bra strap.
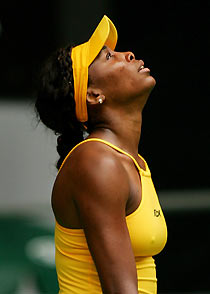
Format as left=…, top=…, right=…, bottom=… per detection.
left=58, top=138, right=145, bottom=175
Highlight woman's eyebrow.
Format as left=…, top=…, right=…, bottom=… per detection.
left=90, top=46, right=108, bottom=65
left=102, top=45, right=107, bottom=51
left=95, top=46, right=107, bottom=60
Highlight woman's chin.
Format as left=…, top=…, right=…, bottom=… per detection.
left=148, top=75, right=156, bottom=88
left=142, top=76, right=156, bottom=95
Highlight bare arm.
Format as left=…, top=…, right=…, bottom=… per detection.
left=69, top=146, right=138, bottom=294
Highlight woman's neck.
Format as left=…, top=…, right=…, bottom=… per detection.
left=88, top=107, right=142, bottom=157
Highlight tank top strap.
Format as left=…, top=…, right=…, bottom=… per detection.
left=58, top=138, right=143, bottom=175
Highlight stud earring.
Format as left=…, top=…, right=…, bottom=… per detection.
left=98, top=98, right=103, bottom=104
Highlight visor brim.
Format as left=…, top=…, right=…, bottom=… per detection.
left=87, top=15, right=118, bottom=65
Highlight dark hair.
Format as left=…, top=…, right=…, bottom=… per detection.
left=34, top=45, right=88, bottom=170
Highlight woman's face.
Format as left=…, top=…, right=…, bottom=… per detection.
left=88, top=46, right=156, bottom=105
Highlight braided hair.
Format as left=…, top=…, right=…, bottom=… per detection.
left=35, top=45, right=88, bottom=170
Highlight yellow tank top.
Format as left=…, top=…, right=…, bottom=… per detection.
left=54, top=138, right=167, bottom=294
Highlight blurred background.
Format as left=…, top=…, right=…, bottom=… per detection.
left=0, top=0, right=209, bottom=293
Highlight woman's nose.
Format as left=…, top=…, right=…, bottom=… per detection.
left=125, top=52, right=135, bottom=62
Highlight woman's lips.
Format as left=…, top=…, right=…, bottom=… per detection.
left=139, top=67, right=150, bottom=73
left=138, top=63, right=144, bottom=72
left=137, top=62, right=150, bottom=73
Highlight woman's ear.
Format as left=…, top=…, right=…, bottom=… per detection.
left=87, top=88, right=106, bottom=105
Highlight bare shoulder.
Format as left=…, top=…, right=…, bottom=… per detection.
left=62, top=140, right=130, bottom=206
left=64, top=140, right=128, bottom=181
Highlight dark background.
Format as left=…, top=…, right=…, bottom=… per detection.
left=0, top=1, right=209, bottom=293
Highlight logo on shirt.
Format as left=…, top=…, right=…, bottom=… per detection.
left=154, top=209, right=161, bottom=217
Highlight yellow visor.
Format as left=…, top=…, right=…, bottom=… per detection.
left=71, top=15, right=118, bottom=122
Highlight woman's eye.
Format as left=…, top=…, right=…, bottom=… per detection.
left=106, top=52, right=112, bottom=60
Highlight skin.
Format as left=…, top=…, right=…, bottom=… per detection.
left=52, top=46, right=156, bottom=294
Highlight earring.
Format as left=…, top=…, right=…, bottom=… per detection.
left=98, top=98, right=103, bottom=104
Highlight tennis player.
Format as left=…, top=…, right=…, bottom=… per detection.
left=35, top=15, right=167, bottom=294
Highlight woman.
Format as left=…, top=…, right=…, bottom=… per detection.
left=35, top=15, right=167, bottom=294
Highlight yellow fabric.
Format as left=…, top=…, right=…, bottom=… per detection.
left=71, top=15, right=118, bottom=122
left=55, top=138, right=167, bottom=294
